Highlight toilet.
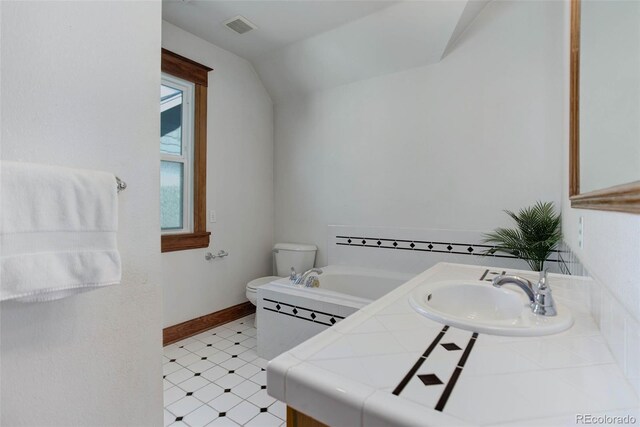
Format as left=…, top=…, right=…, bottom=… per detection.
left=245, top=243, right=317, bottom=308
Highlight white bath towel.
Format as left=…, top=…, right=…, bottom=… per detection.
left=1, top=161, right=122, bottom=302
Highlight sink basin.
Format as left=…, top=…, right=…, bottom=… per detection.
left=409, top=280, right=573, bottom=336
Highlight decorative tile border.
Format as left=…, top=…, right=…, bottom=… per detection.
left=335, top=235, right=562, bottom=263
left=262, top=298, right=345, bottom=327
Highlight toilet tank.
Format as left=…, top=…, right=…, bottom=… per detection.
left=273, top=243, right=317, bottom=277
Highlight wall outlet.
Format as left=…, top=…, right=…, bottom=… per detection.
left=209, top=210, right=217, bottom=223
left=578, top=216, right=584, bottom=249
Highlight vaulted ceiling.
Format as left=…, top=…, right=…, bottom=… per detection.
left=163, top=1, right=490, bottom=103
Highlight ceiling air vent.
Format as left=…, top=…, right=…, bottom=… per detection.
left=223, top=16, right=257, bottom=35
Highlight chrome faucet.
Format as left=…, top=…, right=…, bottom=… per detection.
left=492, top=270, right=557, bottom=316
left=290, top=267, right=323, bottom=287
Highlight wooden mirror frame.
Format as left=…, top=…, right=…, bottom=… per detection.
left=569, top=0, right=640, bottom=214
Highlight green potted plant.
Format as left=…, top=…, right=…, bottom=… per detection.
left=483, top=201, right=561, bottom=272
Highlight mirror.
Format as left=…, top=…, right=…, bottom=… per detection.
left=570, top=0, right=640, bottom=213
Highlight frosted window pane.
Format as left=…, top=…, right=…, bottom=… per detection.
left=161, top=84, right=183, bottom=155
left=160, top=161, right=184, bottom=230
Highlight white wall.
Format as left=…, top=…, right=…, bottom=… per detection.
left=274, top=0, right=565, bottom=266
left=161, top=22, right=274, bottom=327
left=561, top=1, right=640, bottom=396
left=0, top=1, right=163, bottom=425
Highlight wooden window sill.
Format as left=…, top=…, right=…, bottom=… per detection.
left=161, top=231, right=211, bottom=253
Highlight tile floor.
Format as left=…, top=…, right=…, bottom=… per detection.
left=163, top=314, right=286, bottom=427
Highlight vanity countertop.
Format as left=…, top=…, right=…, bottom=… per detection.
left=266, top=263, right=640, bottom=426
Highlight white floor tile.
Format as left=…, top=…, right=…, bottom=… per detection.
left=194, top=383, right=225, bottom=403
left=167, top=368, right=197, bottom=385
left=244, top=412, right=282, bottom=427
left=246, top=389, right=276, bottom=409
left=165, top=386, right=188, bottom=406
left=164, top=315, right=286, bottom=426
left=231, top=381, right=261, bottom=399
left=183, top=404, right=219, bottom=427
left=166, top=396, right=204, bottom=417
left=178, top=375, right=210, bottom=393
left=209, top=392, right=243, bottom=412
left=226, top=400, right=261, bottom=425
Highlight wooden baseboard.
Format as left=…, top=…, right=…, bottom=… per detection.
left=163, top=301, right=255, bottom=346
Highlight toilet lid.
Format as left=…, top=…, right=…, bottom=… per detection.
left=247, top=276, right=281, bottom=291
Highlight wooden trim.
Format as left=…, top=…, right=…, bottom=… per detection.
left=570, top=181, right=640, bottom=214
left=287, top=407, right=328, bottom=427
left=161, top=231, right=211, bottom=253
left=193, top=84, right=208, bottom=233
left=161, top=49, right=212, bottom=87
left=568, top=0, right=640, bottom=214
left=163, top=301, right=255, bottom=346
left=569, top=0, right=581, bottom=197
left=161, top=49, right=212, bottom=251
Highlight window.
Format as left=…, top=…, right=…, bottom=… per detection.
left=160, top=49, right=212, bottom=252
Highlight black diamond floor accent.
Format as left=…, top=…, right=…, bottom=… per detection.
left=293, top=308, right=298, bottom=315
left=310, top=313, right=316, bottom=319
left=228, top=370, right=234, bottom=374
left=276, top=304, right=281, bottom=311
left=467, top=246, right=474, bottom=253
left=428, top=244, right=434, bottom=249
left=170, top=359, right=176, bottom=362
left=260, top=408, right=268, bottom=413
left=377, top=240, right=382, bottom=245
left=410, top=242, right=415, bottom=248
left=232, top=355, right=238, bottom=358
left=207, top=344, right=212, bottom=347
left=201, top=357, right=207, bottom=360
left=441, top=342, right=462, bottom=351
left=447, top=245, right=453, bottom=251
left=261, top=385, right=267, bottom=389
left=219, top=412, right=226, bottom=417
left=330, top=317, right=336, bottom=324
left=237, top=331, right=242, bottom=334
left=361, top=240, right=366, bottom=244
left=194, top=373, right=201, bottom=376
left=224, top=389, right=231, bottom=393
left=393, top=241, right=398, bottom=247
left=186, top=392, right=193, bottom=396
left=176, top=417, right=183, bottom=422
left=347, top=239, right=352, bottom=244
left=418, top=373, right=443, bottom=386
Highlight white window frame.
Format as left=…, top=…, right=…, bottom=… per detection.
left=161, top=73, right=195, bottom=234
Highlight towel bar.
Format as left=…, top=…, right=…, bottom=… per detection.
left=116, top=176, right=127, bottom=193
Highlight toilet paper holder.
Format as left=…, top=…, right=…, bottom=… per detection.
left=205, top=250, right=229, bottom=261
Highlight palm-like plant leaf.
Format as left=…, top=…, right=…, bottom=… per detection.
left=483, top=201, right=561, bottom=271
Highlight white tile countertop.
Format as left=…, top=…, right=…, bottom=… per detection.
left=266, top=263, right=640, bottom=426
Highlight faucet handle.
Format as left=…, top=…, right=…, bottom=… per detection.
left=289, top=267, right=297, bottom=281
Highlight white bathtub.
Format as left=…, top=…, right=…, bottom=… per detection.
left=256, top=265, right=413, bottom=359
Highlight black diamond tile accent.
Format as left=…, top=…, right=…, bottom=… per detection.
left=176, top=417, right=183, bottom=422
left=261, top=385, right=267, bottom=389
left=310, top=313, right=316, bottom=319
left=232, top=355, right=238, bottom=358
left=228, top=370, right=235, bottom=374
left=212, top=333, right=216, bottom=335
left=170, top=359, right=176, bottom=362
left=240, top=322, right=244, bottom=325
left=194, top=373, right=201, bottom=376
left=347, top=239, right=352, bottom=244
left=276, top=304, right=281, bottom=311
left=418, top=374, right=443, bottom=386
left=410, top=242, right=415, bottom=248
left=237, top=331, right=242, bottom=334
left=163, top=375, right=166, bottom=379
left=201, top=357, right=207, bottom=360
left=441, top=342, right=462, bottom=351
left=235, top=342, right=240, bottom=345
left=393, top=241, right=398, bottom=247
left=179, top=346, right=184, bottom=348
left=261, top=368, right=266, bottom=371
left=361, top=239, right=366, bottom=244
left=293, top=308, right=298, bottom=315
left=467, top=246, right=474, bottom=253
left=428, top=244, right=434, bottom=249
left=377, top=240, right=382, bottom=246
left=447, top=245, right=453, bottom=251
left=330, top=317, right=336, bottom=324
left=224, top=389, right=231, bottom=393
left=260, top=408, right=268, bottom=413
left=186, top=392, right=193, bottom=396
left=207, top=344, right=212, bottom=347
left=219, top=412, right=226, bottom=417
